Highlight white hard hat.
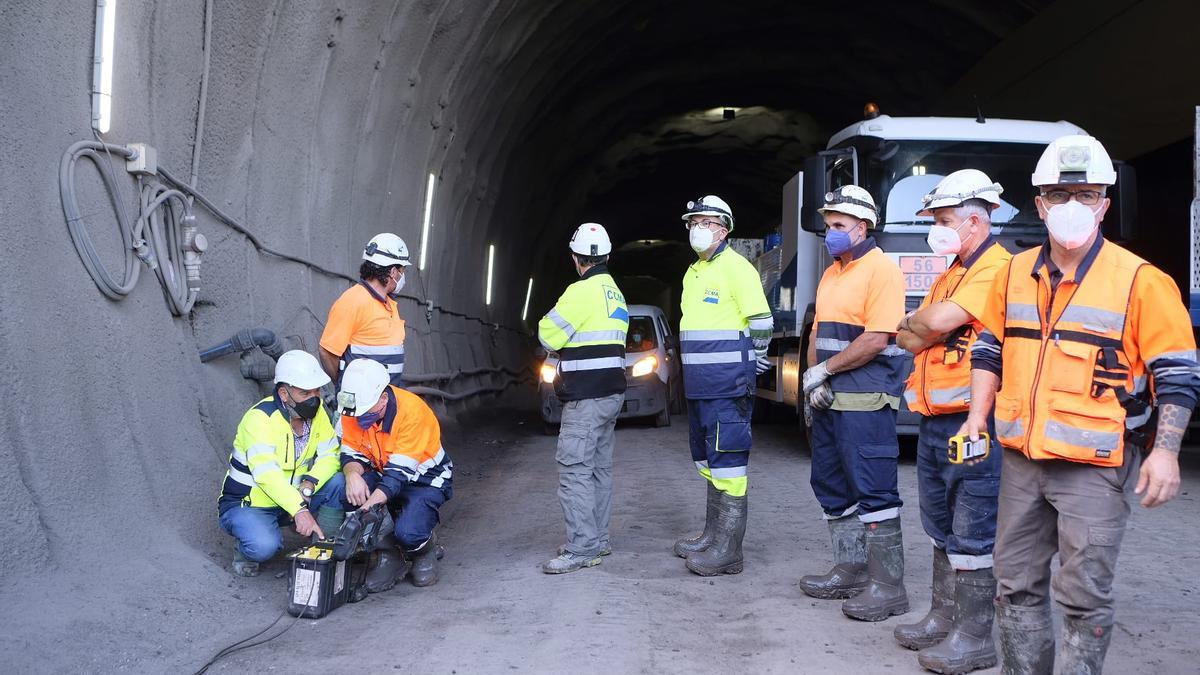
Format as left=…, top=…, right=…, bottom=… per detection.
left=568, top=222, right=613, bottom=256
left=337, top=359, right=391, bottom=417
left=1031, top=134, right=1116, bottom=187
left=274, top=350, right=331, bottom=390
left=363, top=233, right=412, bottom=267
left=818, top=185, right=878, bottom=227
left=681, top=195, right=735, bottom=231
left=917, top=169, right=1004, bottom=216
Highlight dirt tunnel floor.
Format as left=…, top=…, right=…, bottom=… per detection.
left=120, top=407, right=1200, bottom=673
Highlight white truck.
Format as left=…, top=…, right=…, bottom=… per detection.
left=754, top=111, right=1137, bottom=434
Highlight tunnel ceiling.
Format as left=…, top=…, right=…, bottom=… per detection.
left=467, top=0, right=1054, bottom=295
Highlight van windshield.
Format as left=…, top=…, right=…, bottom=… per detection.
left=626, top=316, right=658, bottom=353
left=869, top=140, right=1048, bottom=231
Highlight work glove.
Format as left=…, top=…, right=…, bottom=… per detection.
left=808, top=381, right=834, bottom=410
left=755, top=350, right=772, bottom=375
left=752, top=336, right=770, bottom=351
left=802, top=361, right=832, bottom=395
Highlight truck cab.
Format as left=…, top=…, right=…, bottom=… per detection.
left=757, top=113, right=1138, bottom=434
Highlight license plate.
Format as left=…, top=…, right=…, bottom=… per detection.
left=897, top=255, right=949, bottom=295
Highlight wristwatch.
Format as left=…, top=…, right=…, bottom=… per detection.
left=300, top=485, right=314, bottom=499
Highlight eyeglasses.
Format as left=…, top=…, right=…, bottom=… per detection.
left=685, top=219, right=725, bottom=231
left=1041, top=189, right=1105, bottom=206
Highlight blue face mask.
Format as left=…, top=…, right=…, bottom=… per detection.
left=825, top=229, right=856, bottom=257
left=356, top=409, right=383, bottom=429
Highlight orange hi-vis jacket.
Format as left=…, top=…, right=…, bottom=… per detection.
left=971, top=237, right=1200, bottom=468
left=904, top=237, right=1011, bottom=416
left=340, top=385, right=453, bottom=496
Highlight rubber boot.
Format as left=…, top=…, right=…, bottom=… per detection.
left=995, top=601, right=1055, bottom=675
left=685, top=491, right=747, bottom=576
left=1055, top=618, right=1111, bottom=675
left=895, top=547, right=955, bottom=649
left=799, top=515, right=868, bottom=599
left=364, top=534, right=409, bottom=594
left=674, top=482, right=720, bottom=558
left=408, top=530, right=444, bottom=587
left=842, top=518, right=909, bottom=621
left=315, top=505, right=345, bottom=542
left=917, top=568, right=997, bottom=674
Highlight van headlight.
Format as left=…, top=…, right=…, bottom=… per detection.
left=630, top=355, right=657, bottom=378
left=540, top=364, right=557, bottom=384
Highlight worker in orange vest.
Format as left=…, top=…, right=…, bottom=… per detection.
left=894, top=169, right=1012, bottom=673
left=964, top=135, right=1200, bottom=673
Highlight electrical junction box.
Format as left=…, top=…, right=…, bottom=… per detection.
left=125, top=142, right=158, bottom=175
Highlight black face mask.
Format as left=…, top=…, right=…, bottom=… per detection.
left=289, top=393, right=321, bottom=420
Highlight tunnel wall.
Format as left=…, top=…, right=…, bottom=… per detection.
left=0, top=0, right=545, bottom=590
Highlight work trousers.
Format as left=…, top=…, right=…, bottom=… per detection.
left=994, top=445, right=1141, bottom=625
left=344, top=470, right=452, bottom=551
left=916, top=411, right=1000, bottom=570
left=219, top=473, right=346, bottom=562
left=809, top=406, right=903, bottom=522
left=687, top=396, right=753, bottom=496
left=557, top=393, right=623, bottom=556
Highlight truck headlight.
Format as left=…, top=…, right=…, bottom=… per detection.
left=630, top=355, right=657, bottom=378
left=540, top=364, right=556, bottom=384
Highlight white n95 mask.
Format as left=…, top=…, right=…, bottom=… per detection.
left=1045, top=200, right=1099, bottom=249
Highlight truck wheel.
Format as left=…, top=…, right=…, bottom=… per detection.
left=653, top=407, right=671, bottom=427
left=669, top=381, right=685, bottom=415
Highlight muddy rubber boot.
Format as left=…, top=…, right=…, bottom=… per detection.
left=917, top=568, right=997, bottom=674
left=799, top=515, right=868, bottom=599
left=685, top=491, right=747, bottom=576
left=364, top=534, right=408, bottom=594
left=895, top=547, right=955, bottom=649
left=674, top=482, right=720, bottom=558
left=842, top=518, right=909, bottom=621
left=232, top=549, right=259, bottom=577
left=315, top=505, right=345, bottom=541
left=408, top=531, right=443, bottom=587
left=995, top=601, right=1055, bottom=675
left=1055, top=618, right=1111, bottom=675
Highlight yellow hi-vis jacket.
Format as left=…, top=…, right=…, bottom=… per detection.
left=218, top=393, right=341, bottom=515
left=538, top=264, right=628, bottom=401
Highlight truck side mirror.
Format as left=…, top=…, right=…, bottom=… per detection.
left=1102, top=162, right=1137, bottom=243
left=800, top=155, right=828, bottom=233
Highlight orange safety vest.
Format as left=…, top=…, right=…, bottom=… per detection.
left=905, top=240, right=1011, bottom=416
left=339, top=386, right=452, bottom=488
left=992, top=242, right=1151, bottom=468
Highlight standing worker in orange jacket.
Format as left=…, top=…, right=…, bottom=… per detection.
left=336, top=359, right=454, bottom=591
left=320, top=233, right=411, bottom=387
left=893, top=169, right=1011, bottom=674
left=964, top=135, right=1200, bottom=673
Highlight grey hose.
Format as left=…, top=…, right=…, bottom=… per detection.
left=59, top=141, right=141, bottom=300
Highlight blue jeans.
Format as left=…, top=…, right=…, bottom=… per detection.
left=345, top=470, right=451, bottom=551
left=809, top=406, right=903, bottom=522
left=219, top=473, right=346, bottom=562
left=916, top=411, right=1001, bottom=570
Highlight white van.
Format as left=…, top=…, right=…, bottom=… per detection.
left=540, top=304, right=683, bottom=430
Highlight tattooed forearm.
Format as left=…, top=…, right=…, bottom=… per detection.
left=1153, top=403, right=1190, bottom=454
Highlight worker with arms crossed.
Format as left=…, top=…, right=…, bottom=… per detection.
left=320, top=233, right=411, bottom=387
left=799, top=185, right=910, bottom=622
left=337, top=358, right=454, bottom=591
left=893, top=169, right=1012, bottom=674
left=964, top=134, right=1200, bottom=674
left=217, top=350, right=345, bottom=577
left=538, top=223, right=628, bottom=574
left=673, top=195, right=773, bottom=577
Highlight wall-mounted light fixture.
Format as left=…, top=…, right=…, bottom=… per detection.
left=485, top=244, right=495, bottom=305
left=91, top=0, right=117, bottom=133
left=419, top=172, right=436, bottom=270
left=521, top=277, right=533, bottom=321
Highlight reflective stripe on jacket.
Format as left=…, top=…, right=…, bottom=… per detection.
left=218, top=393, right=340, bottom=515
left=904, top=238, right=1011, bottom=416
left=320, top=282, right=406, bottom=386
left=340, top=385, right=454, bottom=495
left=538, top=265, right=628, bottom=401
left=680, top=241, right=772, bottom=399
left=984, top=239, right=1198, bottom=467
